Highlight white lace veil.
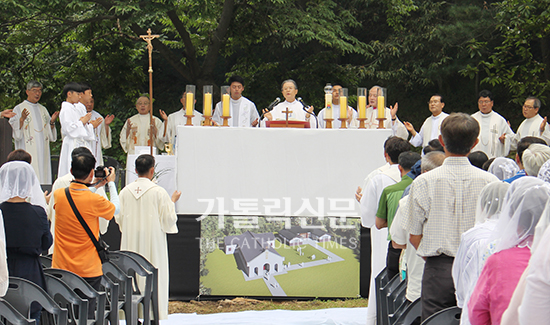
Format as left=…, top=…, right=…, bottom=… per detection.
left=537, top=159, right=550, bottom=183
left=474, top=181, right=510, bottom=225
left=488, top=157, right=519, bottom=181
left=0, top=161, right=47, bottom=211
left=493, top=177, right=550, bottom=253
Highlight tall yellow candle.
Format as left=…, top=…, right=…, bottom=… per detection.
left=222, top=93, right=230, bottom=117
left=186, top=92, right=194, bottom=116
left=325, top=93, right=333, bottom=120
left=340, top=96, right=347, bottom=119
left=358, top=96, right=366, bottom=119
left=203, top=93, right=212, bottom=116
left=377, top=96, right=385, bottom=119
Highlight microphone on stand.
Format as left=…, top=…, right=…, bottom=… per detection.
left=266, top=97, right=281, bottom=111
left=259, top=97, right=281, bottom=127
left=297, top=97, right=318, bottom=128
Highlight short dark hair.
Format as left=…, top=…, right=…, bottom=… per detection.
left=526, top=96, right=541, bottom=109
left=384, top=136, right=411, bottom=164
left=79, top=82, right=92, bottom=92
left=517, top=136, right=547, bottom=163
left=135, top=154, right=155, bottom=176
left=62, top=82, right=82, bottom=99
left=440, top=113, right=479, bottom=155
left=468, top=151, right=489, bottom=169
left=478, top=90, right=493, bottom=101
left=228, top=75, right=245, bottom=87
left=398, top=151, right=421, bottom=171
left=433, top=94, right=444, bottom=103
left=423, top=139, right=445, bottom=155
left=6, top=149, right=32, bottom=164
left=71, top=153, right=96, bottom=180
left=71, top=147, right=93, bottom=160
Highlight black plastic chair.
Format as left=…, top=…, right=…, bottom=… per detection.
left=39, top=256, right=52, bottom=269
left=119, top=251, right=159, bottom=325
left=375, top=268, right=391, bottom=325
left=388, top=281, right=408, bottom=324
left=394, top=298, right=421, bottom=325
left=44, top=268, right=108, bottom=325
left=4, top=277, right=68, bottom=325
left=421, top=306, right=461, bottom=325
left=0, top=298, right=36, bottom=325
left=107, top=252, right=153, bottom=325
left=43, top=273, right=88, bottom=325
left=377, top=272, right=402, bottom=325
left=99, top=274, right=119, bottom=325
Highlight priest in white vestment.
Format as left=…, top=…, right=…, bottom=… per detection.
left=120, top=96, right=164, bottom=154
left=85, top=97, right=113, bottom=166
left=116, top=154, right=179, bottom=320
left=404, top=94, right=449, bottom=148
left=9, top=81, right=58, bottom=184
left=213, top=75, right=259, bottom=127
left=58, top=82, right=95, bottom=177
left=160, top=91, right=203, bottom=150
left=511, top=96, right=550, bottom=150
left=359, top=136, right=411, bottom=325
left=471, top=90, right=515, bottom=158
left=318, top=85, right=358, bottom=128
left=262, top=79, right=317, bottom=128
left=364, top=86, right=408, bottom=139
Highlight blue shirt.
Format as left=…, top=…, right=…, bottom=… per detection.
left=504, top=169, right=526, bottom=183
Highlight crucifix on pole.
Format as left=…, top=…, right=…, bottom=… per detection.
left=140, top=28, right=160, bottom=155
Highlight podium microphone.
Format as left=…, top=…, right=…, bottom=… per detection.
left=297, top=97, right=319, bottom=128
left=266, top=97, right=281, bottom=111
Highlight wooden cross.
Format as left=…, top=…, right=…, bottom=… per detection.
left=140, top=28, right=160, bottom=155
left=282, top=107, right=292, bottom=127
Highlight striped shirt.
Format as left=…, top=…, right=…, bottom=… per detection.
left=402, top=156, right=499, bottom=257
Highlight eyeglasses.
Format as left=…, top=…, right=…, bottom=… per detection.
left=282, top=87, right=296, bottom=91
left=523, top=105, right=536, bottom=110
left=428, top=100, right=441, bottom=104
left=478, top=100, right=492, bottom=104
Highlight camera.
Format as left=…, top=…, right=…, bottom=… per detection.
left=94, top=166, right=111, bottom=179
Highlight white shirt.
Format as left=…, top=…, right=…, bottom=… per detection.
left=391, top=195, right=425, bottom=302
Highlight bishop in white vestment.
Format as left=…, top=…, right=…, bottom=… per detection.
left=116, top=155, right=179, bottom=320
left=364, top=86, right=408, bottom=139
left=120, top=96, right=164, bottom=154
left=10, top=85, right=58, bottom=184
left=262, top=79, right=316, bottom=128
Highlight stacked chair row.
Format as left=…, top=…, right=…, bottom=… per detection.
left=0, top=251, right=159, bottom=325
left=375, top=267, right=461, bottom=325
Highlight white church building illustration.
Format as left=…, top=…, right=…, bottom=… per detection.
left=221, top=231, right=285, bottom=279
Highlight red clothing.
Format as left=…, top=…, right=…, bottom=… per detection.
left=52, top=182, right=114, bottom=278
left=468, top=246, right=531, bottom=325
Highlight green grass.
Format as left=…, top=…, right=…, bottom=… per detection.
left=274, top=241, right=360, bottom=297
left=200, top=241, right=360, bottom=298
left=274, top=241, right=328, bottom=264
left=201, top=249, right=271, bottom=296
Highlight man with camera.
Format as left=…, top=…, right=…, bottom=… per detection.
left=52, top=148, right=118, bottom=316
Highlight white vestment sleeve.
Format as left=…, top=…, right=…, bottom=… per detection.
left=119, top=120, right=130, bottom=153
left=100, top=122, right=112, bottom=149
left=392, top=117, right=409, bottom=140
left=158, top=190, right=178, bottom=234
left=409, top=126, right=424, bottom=147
